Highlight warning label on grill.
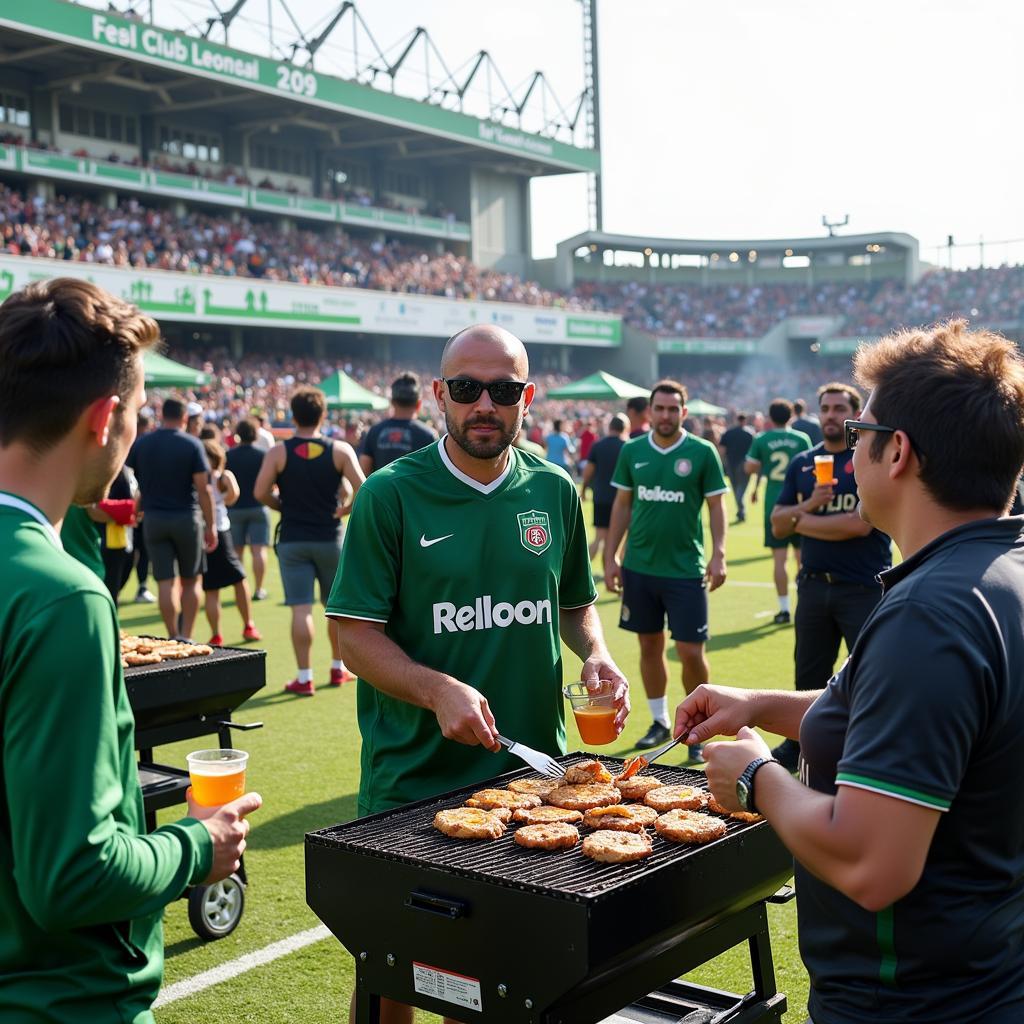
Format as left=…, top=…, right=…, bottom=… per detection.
left=412, top=962, right=482, bottom=1012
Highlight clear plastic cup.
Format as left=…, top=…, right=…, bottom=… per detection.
left=186, top=748, right=248, bottom=807
left=814, top=454, right=835, bottom=485
left=562, top=680, right=618, bottom=745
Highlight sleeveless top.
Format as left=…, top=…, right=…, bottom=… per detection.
left=277, top=436, right=343, bottom=543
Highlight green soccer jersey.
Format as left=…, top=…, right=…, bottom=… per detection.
left=0, top=493, right=211, bottom=1022
left=746, top=428, right=812, bottom=520
left=325, top=439, right=597, bottom=814
left=610, top=431, right=728, bottom=578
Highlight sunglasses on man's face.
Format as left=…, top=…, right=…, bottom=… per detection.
left=442, top=377, right=527, bottom=406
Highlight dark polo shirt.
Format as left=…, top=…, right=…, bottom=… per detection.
left=799, top=516, right=1024, bottom=1023
left=777, top=444, right=891, bottom=584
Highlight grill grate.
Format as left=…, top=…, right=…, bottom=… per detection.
left=123, top=643, right=261, bottom=678
left=308, top=753, right=766, bottom=902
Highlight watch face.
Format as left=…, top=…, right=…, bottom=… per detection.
left=736, top=778, right=751, bottom=812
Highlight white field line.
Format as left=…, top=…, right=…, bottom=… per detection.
left=154, top=924, right=332, bottom=1008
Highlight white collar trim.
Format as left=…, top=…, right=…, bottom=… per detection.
left=438, top=436, right=516, bottom=495
left=647, top=429, right=688, bottom=457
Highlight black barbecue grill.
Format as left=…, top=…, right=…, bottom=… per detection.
left=307, top=753, right=794, bottom=1024
left=125, top=643, right=266, bottom=939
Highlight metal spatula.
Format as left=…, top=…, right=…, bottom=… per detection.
left=496, top=735, right=564, bottom=779
left=617, top=735, right=684, bottom=780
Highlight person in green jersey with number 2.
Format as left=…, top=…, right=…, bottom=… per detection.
left=745, top=398, right=811, bottom=624
left=604, top=379, right=728, bottom=763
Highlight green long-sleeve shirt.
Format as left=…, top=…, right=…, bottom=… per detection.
left=0, top=494, right=213, bottom=1023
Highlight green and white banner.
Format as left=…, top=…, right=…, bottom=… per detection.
left=0, top=145, right=471, bottom=242
left=0, top=255, right=622, bottom=346
left=0, top=1, right=599, bottom=174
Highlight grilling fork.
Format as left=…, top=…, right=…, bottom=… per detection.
left=496, top=735, right=564, bottom=779
left=618, top=735, right=684, bottom=780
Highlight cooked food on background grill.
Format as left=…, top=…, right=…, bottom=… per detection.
left=120, top=634, right=214, bottom=668
left=582, top=804, right=658, bottom=832
left=507, top=777, right=564, bottom=799
left=513, top=822, right=580, bottom=850
left=615, top=775, right=665, bottom=800
left=547, top=783, right=622, bottom=811
left=582, top=829, right=654, bottom=863
left=433, top=807, right=507, bottom=840
left=644, top=785, right=708, bottom=812
left=707, top=795, right=764, bottom=823
left=655, top=809, right=728, bottom=844
left=563, top=759, right=613, bottom=785
left=465, top=789, right=542, bottom=811
left=511, top=805, right=584, bottom=825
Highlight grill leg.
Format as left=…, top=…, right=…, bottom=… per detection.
left=747, top=903, right=778, bottom=1000
left=353, top=978, right=381, bottom=1024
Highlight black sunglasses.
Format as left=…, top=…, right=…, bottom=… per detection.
left=845, top=419, right=926, bottom=460
left=442, top=377, right=528, bottom=406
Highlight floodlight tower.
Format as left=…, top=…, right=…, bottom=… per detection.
left=581, top=0, right=602, bottom=230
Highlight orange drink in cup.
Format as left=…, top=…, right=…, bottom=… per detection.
left=814, top=454, right=835, bottom=486
left=186, top=749, right=248, bottom=807
left=563, top=681, right=618, bottom=746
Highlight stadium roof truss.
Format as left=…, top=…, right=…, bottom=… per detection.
left=0, top=0, right=599, bottom=176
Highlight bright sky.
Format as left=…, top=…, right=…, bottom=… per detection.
left=138, top=1, right=1024, bottom=267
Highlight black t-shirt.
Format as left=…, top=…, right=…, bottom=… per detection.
left=720, top=424, right=755, bottom=467
left=793, top=415, right=823, bottom=445
left=127, top=428, right=209, bottom=515
left=777, top=444, right=891, bottom=585
left=226, top=444, right=265, bottom=509
left=586, top=435, right=625, bottom=506
left=798, top=517, right=1024, bottom=1023
left=361, top=417, right=437, bottom=471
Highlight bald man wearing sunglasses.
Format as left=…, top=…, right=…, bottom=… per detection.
left=327, top=324, right=629, bottom=810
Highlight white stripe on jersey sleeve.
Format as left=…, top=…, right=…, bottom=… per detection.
left=560, top=596, right=599, bottom=610
left=325, top=612, right=389, bottom=623
left=703, top=487, right=729, bottom=497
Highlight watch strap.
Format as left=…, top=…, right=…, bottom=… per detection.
left=744, top=756, right=783, bottom=815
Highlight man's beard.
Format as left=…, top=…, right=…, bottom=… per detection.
left=446, top=410, right=519, bottom=459
left=72, top=444, right=122, bottom=506
left=655, top=420, right=679, bottom=437
left=822, top=421, right=844, bottom=442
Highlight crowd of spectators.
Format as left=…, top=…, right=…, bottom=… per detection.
left=0, top=133, right=454, bottom=216
left=159, top=347, right=856, bottom=463
left=578, top=267, right=1024, bottom=337
left=1, top=183, right=1023, bottom=335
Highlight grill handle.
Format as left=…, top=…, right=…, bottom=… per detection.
left=405, top=890, right=467, bottom=920
left=768, top=884, right=795, bottom=904
left=214, top=720, right=264, bottom=731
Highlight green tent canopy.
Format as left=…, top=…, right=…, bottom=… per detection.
left=545, top=370, right=648, bottom=401
left=320, top=370, right=389, bottom=411
left=143, top=350, right=210, bottom=388
left=686, top=398, right=728, bottom=417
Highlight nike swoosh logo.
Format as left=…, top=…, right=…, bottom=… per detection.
left=634, top=462, right=648, bottom=468
left=420, top=533, right=454, bottom=548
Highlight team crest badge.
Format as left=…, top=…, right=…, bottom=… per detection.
left=517, top=510, right=552, bottom=556
left=674, top=458, right=692, bottom=477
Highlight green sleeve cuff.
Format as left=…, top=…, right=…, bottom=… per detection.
left=174, top=817, right=215, bottom=886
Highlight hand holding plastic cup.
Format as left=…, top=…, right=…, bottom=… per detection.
left=813, top=454, right=835, bottom=486
left=186, top=749, right=248, bottom=807
left=563, top=680, right=618, bottom=746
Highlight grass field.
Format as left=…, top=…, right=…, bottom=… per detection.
left=120, top=495, right=826, bottom=1023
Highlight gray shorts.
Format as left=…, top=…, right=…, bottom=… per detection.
left=229, top=505, right=271, bottom=548
left=143, top=511, right=204, bottom=582
left=277, top=539, right=342, bottom=606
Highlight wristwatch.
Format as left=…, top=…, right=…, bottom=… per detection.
left=736, top=757, right=782, bottom=814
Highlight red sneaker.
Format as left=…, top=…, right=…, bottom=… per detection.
left=284, top=678, right=315, bottom=697
left=329, top=667, right=356, bottom=686
left=208, top=634, right=224, bottom=647
left=242, top=623, right=262, bottom=641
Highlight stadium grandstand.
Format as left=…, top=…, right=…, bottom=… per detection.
left=0, top=0, right=1021, bottom=397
